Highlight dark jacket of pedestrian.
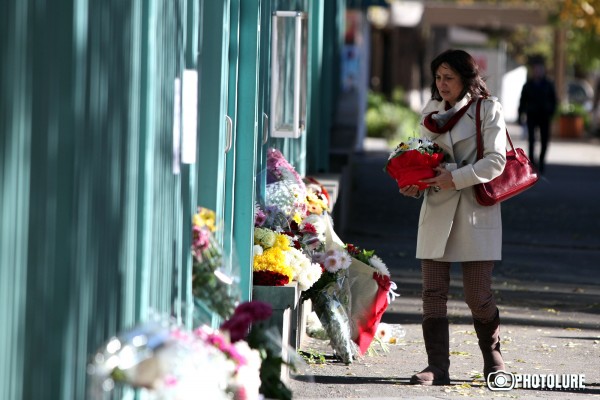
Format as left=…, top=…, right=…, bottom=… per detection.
left=518, top=64, right=557, bottom=174
left=518, top=77, right=557, bottom=117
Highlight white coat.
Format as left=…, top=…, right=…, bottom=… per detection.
left=416, top=95, right=507, bottom=261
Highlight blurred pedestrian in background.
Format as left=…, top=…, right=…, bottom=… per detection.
left=518, top=55, right=557, bottom=174
left=592, top=78, right=600, bottom=135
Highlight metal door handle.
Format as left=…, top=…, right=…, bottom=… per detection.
left=263, top=113, right=269, bottom=144
left=225, top=115, right=233, bottom=153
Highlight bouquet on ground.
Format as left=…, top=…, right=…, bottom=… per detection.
left=257, top=176, right=330, bottom=253
left=87, top=303, right=270, bottom=400
left=303, top=244, right=359, bottom=364
left=345, top=243, right=399, bottom=355
left=221, top=301, right=296, bottom=400
left=384, top=137, right=446, bottom=190
left=301, top=216, right=359, bottom=364
left=303, top=176, right=331, bottom=215
left=257, top=148, right=330, bottom=254
left=262, top=148, right=307, bottom=230
left=191, top=207, right=239, bottom=320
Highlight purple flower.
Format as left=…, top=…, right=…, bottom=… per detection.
left=235, top=300, right=273, bottom=321
left=266, top=148, right=304, bottom=186
left=221, top=312, right=253, bottom=342
left=255, top=210, right=267, bottom=227
left=220, top=301, right=273, bottom=342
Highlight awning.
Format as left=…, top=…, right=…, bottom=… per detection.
left=422, top=3, right=548, bottom=28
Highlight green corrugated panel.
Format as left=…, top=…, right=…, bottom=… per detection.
left=305, top=0, right=343, bottom=175
left=195, top=0, right=231, bottom=322
left=306, top=0, right=328, bottom=174
left=254, top=0, right=271, bottom=203
left=196, top=0, right=229, bottom=219
left=224, top=0, right=241, bottom=294
left=0, top=2, right=30, bottom=399
left=177, top=0, right=199, bottom=329
left=0, top=0, right=191, bottom=398
left=233, top=0, right=263, bottom=301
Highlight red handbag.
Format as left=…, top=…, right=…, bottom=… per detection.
left=474, top=98, right=539, bottom=206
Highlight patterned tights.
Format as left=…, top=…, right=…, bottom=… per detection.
left=421, top=259, right=497, bottom=323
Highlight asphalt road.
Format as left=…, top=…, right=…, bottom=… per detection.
left=289, top=136, right=600, bottom=399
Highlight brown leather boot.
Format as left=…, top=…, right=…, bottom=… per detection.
left=410, top=317, right=451, bottom=385
left=473, top=309, right=505, bottom=379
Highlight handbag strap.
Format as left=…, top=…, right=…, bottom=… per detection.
left=475, top=97, right=514, bottom=161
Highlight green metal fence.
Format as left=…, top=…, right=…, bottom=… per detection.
left=0, top=0, right=346, bottom=398
left=0, top=0, right=195, bottom=398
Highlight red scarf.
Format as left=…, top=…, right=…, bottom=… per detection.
left=423, top=98, right=474, bottom=134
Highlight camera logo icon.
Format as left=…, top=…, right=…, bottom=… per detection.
left=487, top=371, right=515, bottom=391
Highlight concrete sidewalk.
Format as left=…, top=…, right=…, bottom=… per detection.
left=288, top=136, right=600, bottom=399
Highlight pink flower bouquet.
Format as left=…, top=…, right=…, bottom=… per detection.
left=384, top=138, right=445, bottom=190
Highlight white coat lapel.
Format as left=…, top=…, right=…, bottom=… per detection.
left=448, top=103, right=477, bottom=144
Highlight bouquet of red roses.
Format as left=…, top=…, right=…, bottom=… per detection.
left=384, top=137, right=445, bottom=190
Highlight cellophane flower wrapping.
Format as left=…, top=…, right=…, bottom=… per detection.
left=88, top=303, right=286, bottom=400
left=309, top=267, right=359, bottom=364
left=263, top=148, right=307, bottom=230
left=301, top=217, right=359, bottom=364
left=87, top=318, right=260, bottom=400
left=384, top=138, right=445, bottom=190
left=345, top=244, right=398, bottom=355
left=192, top=207, right=239, bottom=320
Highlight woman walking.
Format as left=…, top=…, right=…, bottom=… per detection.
left=399, top=49, right=507, bottom=385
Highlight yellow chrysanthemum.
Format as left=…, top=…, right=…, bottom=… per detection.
left=292, top=212, right=303, bottom=224
left=192, top=214, right=201, bottom=227
left=193, top=207, right=217, bottom=232
left=253, top=247, right=294, bottom=281
left=273, top=233, right=291, bottom=250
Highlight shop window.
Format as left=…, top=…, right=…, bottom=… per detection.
left=270, top=11, right=308, bottom=139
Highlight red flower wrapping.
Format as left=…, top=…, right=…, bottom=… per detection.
left=353, top=273, right=392, bottom=355
left=385, top=150, right=444, bottom=190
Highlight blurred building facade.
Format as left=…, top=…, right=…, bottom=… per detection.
left=368, top=1, right=564, bottom=121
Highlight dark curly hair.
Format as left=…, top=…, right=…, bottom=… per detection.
left=430, top=49, right=490, bottom=101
